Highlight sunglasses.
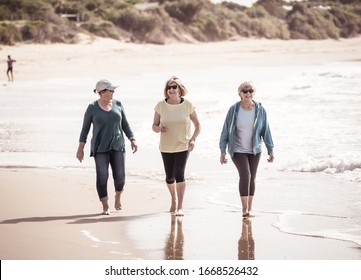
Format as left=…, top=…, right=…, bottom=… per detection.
left=104, top=89, right=114, bottom=93
left=242, top=89, right=254, bottom=94
left=167, top=85, right=178, bottom=90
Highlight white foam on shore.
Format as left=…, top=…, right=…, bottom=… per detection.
left=273, top=211, right=361, bottom=246
left=81, top=229, right=119, bottom=244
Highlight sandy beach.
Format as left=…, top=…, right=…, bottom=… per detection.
left=1, top=35, right=361, bottom=264
left=1, top=165, right=360, bottom=260
left=2, top=36, right=361, bottom=82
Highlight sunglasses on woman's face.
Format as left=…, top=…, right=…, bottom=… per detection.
left=242, top=89, right=254, bottom=94
left=167, top=85, right=178, bottom=90
left=103, top=89, right=114, bottom=93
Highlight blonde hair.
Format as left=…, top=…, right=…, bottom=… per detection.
left=163, top=76, right=188, bottom=98
left=238, top=81, right=255, bottom=94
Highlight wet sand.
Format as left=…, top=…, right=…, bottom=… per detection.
left=0, top=160, right=360, bottom=260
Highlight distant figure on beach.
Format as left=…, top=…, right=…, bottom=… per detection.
left=76, top=79, right=138, bottom=215
left=7, top=55, right=16, bottom=82
left=219, top=81, right=274, bottom=218
left=152, top=76, right=201, bottom=216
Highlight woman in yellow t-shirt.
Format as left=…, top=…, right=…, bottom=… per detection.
left=152, top=76, right=201, bottom=216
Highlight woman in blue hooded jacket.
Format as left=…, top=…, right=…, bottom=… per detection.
left=219, top=81, right=274, bottom=218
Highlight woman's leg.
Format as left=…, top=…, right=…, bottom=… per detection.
left=174, top=151, right=189, bottom=214
left=161, top=152, right=177, bottom=213
left=114, top=191, right=122, bottom=210
left=232, top=153, right=251, bottom=216
left=109, top=150, right=125, bottom=210
left=94, top=152, right=110, bottom=214
left=247, top=153, right=261, bottom=213
left=167, top=183, right=177, bottom=213
left=176, top=182, right=186, bottom=213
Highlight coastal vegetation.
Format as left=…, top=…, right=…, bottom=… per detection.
left=0, top=0, right=360, bottom=45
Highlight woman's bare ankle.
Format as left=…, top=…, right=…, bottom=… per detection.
left=115, top=192, right=122, bottom=210
left=101, top=199, right=109, bottom=214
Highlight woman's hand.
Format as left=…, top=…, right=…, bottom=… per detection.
left=76, top=142, right=85, bottom=163
left=152, top=124, right=168, bottom=133
left=188, top=139, right=195, bottom=151
left=76, top=150, right=84, bottom=162
left=159, top=125, right=168, bottom=133
left=220, top=153, right=228, bottom=164
left=267, top=153, right=274, bottom=163
left=130, top=139, right=138, bottom=153
left=152, top=112, right=168, bottom=133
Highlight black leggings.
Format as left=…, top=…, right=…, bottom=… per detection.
left=161, top=151, right=189, bottom=184
left=231, top=153, right=261, bottom=197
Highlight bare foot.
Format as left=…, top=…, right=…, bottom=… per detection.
left=170, top=201, right=176, bottom=214
left=115, top=192, right=122, bottom=210
left=101, top=199, right=110, bottom=215
left=101, top=210, right=110, bottom=215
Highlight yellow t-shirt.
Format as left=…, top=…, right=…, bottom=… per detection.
left=155, top=99, right=195, bottom=153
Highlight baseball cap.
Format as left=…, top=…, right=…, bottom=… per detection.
left=94, top=79, right=118, bottom=93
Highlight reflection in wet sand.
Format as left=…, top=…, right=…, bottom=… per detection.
left=238, top=219, right=255, bottom=260
left=164, top=215, right=184, bottom=260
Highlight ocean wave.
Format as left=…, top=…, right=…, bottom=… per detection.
left=278, top=158, right=361, bottom=182
left=273, top=211, right=361, bottom=247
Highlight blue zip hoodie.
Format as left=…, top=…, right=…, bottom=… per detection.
left=219, top=101, right=274, bottom=157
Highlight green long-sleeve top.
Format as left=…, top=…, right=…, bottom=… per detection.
left=79, top=100, right=134, bottom=157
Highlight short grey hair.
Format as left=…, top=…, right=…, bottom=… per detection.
left=238, top=81, right=255, bottom=94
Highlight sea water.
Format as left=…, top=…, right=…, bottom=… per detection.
left=1, top=61, right=360, bottom=248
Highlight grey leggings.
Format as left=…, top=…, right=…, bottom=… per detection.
left=231, top=153, right=261, bottom=197
left=94, top=150, right=125, bottom=200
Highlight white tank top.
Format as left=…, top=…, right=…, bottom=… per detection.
left=234, top=106, right=255, bottom=153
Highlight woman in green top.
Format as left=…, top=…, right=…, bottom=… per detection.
left=152, top=76, right=201, bottom=216
left=77, top=79, right=138, bottom=215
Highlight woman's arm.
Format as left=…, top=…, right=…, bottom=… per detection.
left=76, top=142, right=86, bottom=162
left=188, top=110, right=201, bottom=151
left=77, top=106, right=92, bottom=162
left=152, top=111, right=168, bottom=133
